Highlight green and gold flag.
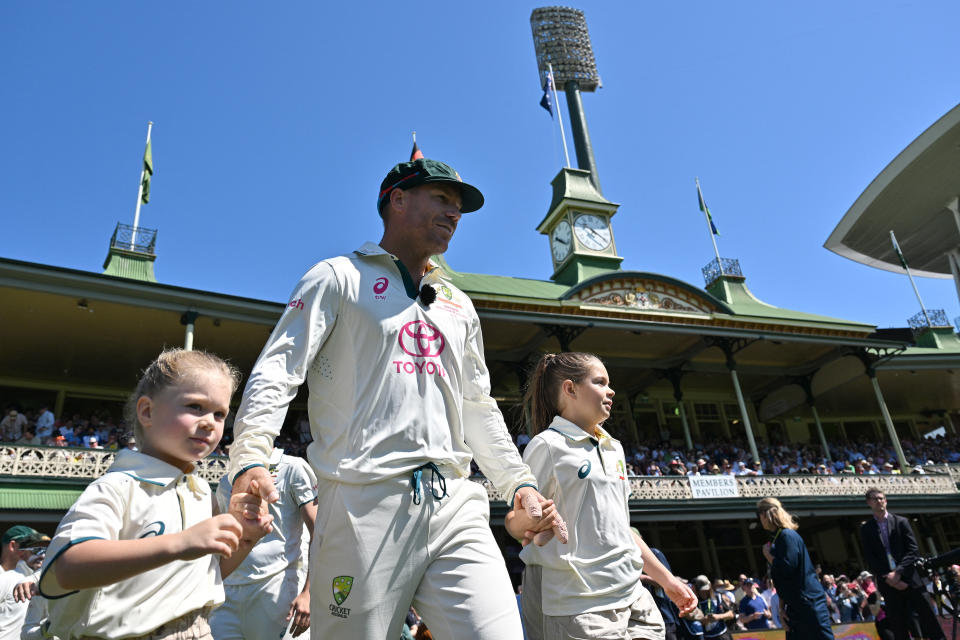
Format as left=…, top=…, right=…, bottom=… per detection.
left=141, top=140, right=153, bottom=204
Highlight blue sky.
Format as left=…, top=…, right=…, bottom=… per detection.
left=3, top=2, right=960, bottom=329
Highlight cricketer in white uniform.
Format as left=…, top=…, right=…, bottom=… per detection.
left=210, top=449, right=317, bottom=640
left=228, top=158, right=548, bottom=640
left=520, top=417, right=664, bottom=639
left=38, top=449, right=224, bottom=639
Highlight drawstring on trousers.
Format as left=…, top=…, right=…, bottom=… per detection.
left=411, top=462, right=448, bottom=505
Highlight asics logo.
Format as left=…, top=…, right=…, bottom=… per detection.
left=398, top=321, right=445, bottom=358
left=578, top=460, right=591, bottom=479
left=373, top=277, right=389, bottom=295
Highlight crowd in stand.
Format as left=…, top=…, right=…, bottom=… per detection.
left=667, top=563, right=959, bottom=634
left=597, top=435, right=960, bottom=477
left=0, top=405, right=315, bottom=459
left=4, top=404, right=960, bottom=479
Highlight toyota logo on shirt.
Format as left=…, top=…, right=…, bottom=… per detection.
left=398, top=320, right=445, bottom=357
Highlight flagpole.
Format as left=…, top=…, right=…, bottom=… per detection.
left=890, top=230, right=933, bottom=327
left=697, top=177, right=722, bottom=266
left=131, top=121, right=153, bottom=250
left=548, top=63, right=571, bottom=168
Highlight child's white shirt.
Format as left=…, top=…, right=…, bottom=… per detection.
left=39, top=449, right=224, bottom=639
left=519, top=416, right=644, bottom=616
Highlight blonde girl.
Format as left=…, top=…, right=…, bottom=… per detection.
left=508, top=352, right=696, bottom=639
left=39, top=349, right=271, bottom=640
left=756, top=497, right=834, bottom=639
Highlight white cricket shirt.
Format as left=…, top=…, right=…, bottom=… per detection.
left=519, top=417, right=644, bottom=616
left=228, top=242, right=536, bottom=500
left=39, top=450, right=223, bottom=639
left=217, top=449, right=316, bottom=584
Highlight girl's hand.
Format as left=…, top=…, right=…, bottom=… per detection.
left=174, top=513, right=242, bottom=560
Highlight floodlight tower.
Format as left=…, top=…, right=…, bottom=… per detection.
left=531, top=6, right=603, bottom=192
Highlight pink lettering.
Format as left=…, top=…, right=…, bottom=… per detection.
left=393, top=360, right=403, bottom=373
left=415, top=362, right=426, bottom=374
left=288, top=297, right=304, bottom=310
left=390, top=360, right=448, bottom=378
left=403, top=362, right=415, bottom=374
left=425, top=362, right=435, bottom=375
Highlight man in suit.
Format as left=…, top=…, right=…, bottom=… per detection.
left=860, top=487, right=944, bottom=640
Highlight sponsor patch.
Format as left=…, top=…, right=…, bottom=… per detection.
left=578, top=460, right=591, bottom=479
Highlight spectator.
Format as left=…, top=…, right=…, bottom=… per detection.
left=0, top=411, right=26, bottom=442
left=683, top=575, right=735, bottom=640
left=15, top=429, right=41, bottom=447
left=737, top=578, right=772, bottom=630
left=34, top=407, right=55, bottom=440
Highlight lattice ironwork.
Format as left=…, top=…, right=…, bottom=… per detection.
left=109, top=223, right=157, bottom=255
left=701, top=257, right=742, bottom=287
left=530, top=7, right=601, bottom=92
left=908, top=309, right=949, bottom=336
left=0, top=445, right=227, bottom=484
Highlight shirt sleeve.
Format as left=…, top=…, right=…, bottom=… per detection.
left=285, top=456, right=318, bottom=507
left=39, top=479, right=125, bottom=598
left=521, top=436, right=558, bottom=502
left=459, top=308, right=537, bottom=502
left=228, top=262, right=341, bottom=481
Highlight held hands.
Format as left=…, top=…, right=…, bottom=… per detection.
left=286, top=589, right=310, bottom=637
left=510, top=487, right=568, bottom=546
left=232, top=466, right=280, bottom=523
left=884, top=570, right=908, bottom=591
left=229, top=480, right=275, bottom=544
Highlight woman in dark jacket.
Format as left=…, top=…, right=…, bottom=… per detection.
left=757, top=497, right=835, bottom=639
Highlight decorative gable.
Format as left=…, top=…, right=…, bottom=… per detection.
left=567, top=274, right=729, bottom=315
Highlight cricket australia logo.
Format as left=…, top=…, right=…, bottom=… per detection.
left=439, top=284, right=453, bottom=300
left=398, top=320, right=445, bottom=357
left=330, top=575, right=354, bottom=619
left=332, top=576, right=353, bottom=604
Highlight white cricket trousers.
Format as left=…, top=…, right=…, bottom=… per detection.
left=209, top=567, right=303, bottom=640
left=308, top=468, right=523, bottom=640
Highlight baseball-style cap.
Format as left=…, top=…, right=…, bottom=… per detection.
left=377, top=158, right=484, bottom=214
left=693, top=574, right=711, bottom=591
left=2, top=525, right=44, bottom=546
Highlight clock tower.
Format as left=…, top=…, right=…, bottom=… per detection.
left=537, top=167, right=623, bottom=285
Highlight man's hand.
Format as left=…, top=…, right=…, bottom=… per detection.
left=286, top=588, right=310, bottom=637
left=780, top=602, right=789, bottom=632
left=13, top=580, right=37, bottom=602
left=232, top=466, right=280, bottom=508
left=663, top=576, right=698, bottom=616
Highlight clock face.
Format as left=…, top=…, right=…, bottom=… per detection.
left=551, top=220, right=572, bottom=262
left=573, top=213, right=611, bottom=251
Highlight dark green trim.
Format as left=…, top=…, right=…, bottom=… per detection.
left=231, top=463, right=266, bottom=484
left=509, top=483, right=539, bottom=507
left=116, top=471, right=166, bottom=487
left=39, top=536, right=103, bottom=599
left=393, top=259, right=420, bottom=300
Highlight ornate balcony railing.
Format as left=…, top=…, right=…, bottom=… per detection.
left=908, top=309, right=949, bottom=337
left=476, top=470, right=957, bottom=502
left=701, top=257, right=742, bottom=288
left=109, top=223, right=157, bottom=255
left=0, top=445, right=227, bottom=484
left=2, top=445, right=957, bottom=503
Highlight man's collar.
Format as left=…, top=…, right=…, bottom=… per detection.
left=108, top=449, right=208, bottom=494
left=873, top=511, right=888, bottom=522
left=354, top=242, right=439, bottom=274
